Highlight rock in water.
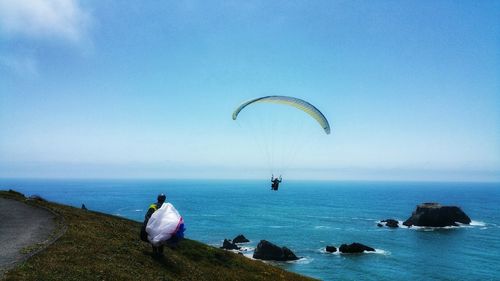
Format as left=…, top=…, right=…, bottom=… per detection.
left=233, top=234, right=249, bottom=243
left=325, top=246, right=337, bottom=253
left=339, top=243, right=375, bottom=253
left=253, top=240, right=299, bottom=261
left=403, top=203, right=471, bottom=227
left=220, top=239, right=240, bottom=250
left=381, top=219, right=399, bottom=228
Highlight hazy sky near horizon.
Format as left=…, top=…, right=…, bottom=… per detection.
left=0, top=0, right=499, bottom=181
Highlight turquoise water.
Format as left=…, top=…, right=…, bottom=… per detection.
left=1, top=179, right=499, bottom=280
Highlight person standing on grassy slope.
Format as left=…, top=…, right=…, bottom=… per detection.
left=141, top=194, right=166, bottom=256
left=141, top=193, right=185, bottom=257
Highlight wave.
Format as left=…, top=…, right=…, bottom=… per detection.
left=239, top=246, right=254, bottom=252
left=242, top=252, right=255, bottom=259
left=314, top=225, right=331, bottom=229
left=217, top=244, right=255, bottom=254
left=198, top=214, right=222, bottom=217
left=287, top=256, right=313, bottom=264
left=408, top=223, right=487, bottom=231
left=371, top=248, right=390, bottom=255
left=456, top=220, right=490, bottom=230
left=303, top=215, right=333, bottom=219
left=469, top=220, right=486, bottom=227
left=351, top=217, right=379, bottom=221
left=268, top=225, right=290, bottom=229
left=318, top=247, right=389, bottom=256
left=255, top=256, right=314, bottom=265
left=376, top=219, right=489, bottom=230
left=408, top=225, right=461, bottom=231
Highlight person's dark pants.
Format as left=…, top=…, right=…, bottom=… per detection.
left=151, top=235, right=182, bottom=256
left=152, top=245, right=164, bottom=256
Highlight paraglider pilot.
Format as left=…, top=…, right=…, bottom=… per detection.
left=141, top=193, right=186, bottom=257
left=141, top=193, right=167, bottom=256
left=271, top=175, right=282, bottom=191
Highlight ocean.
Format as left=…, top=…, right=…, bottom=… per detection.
left=1, top=179, right=499, bottom=281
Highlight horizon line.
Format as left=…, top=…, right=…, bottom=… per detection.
left=1, top=177, right=499, bottom=184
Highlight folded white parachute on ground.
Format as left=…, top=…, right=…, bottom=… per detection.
left=146, top=203, right=184, bottom=246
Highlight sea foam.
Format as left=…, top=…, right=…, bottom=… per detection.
left=376, top=219, right=491, bottom=231
left=318, top=247, right=389, bottom=256
left=469, top=220, right=486, bottom=227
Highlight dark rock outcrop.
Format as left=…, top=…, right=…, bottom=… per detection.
left=253, top=240, right=299, bottom=261
left=233, top=234, right=249, bottom=243
left=339, top=243, right=375, bottom=253
left=377, top=223, right=383, bottom=227
left=8, top=189, right=25, bottom=197
left=28, top=195, right=47, bottom=202
left=325, top=246, right=337, bottom=253
left=381, top=219, right=399, bottom=228
left=220, top=239, right=240, bottom=250
left=403, top=203, right=471, bottom=227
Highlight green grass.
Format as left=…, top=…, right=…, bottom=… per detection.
left=1, top=190, right=317, bottom=281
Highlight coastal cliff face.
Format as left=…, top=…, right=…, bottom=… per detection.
left=403, top=203, right=471, bottom=227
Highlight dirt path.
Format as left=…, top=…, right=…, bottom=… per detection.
left=0, top=198, right=56, bottom=278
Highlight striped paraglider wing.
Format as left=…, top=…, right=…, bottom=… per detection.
left=232, top=96, right=331, bottom=134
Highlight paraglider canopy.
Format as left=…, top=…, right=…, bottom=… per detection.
left=232, top=95, right=330, bottom=177
left=232, top=95, right=331, bottom=134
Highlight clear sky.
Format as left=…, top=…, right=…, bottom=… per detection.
left=0, top=0, right=499, bottom=181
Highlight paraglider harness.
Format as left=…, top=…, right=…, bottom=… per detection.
left=271, top=175, right=282, bottom=191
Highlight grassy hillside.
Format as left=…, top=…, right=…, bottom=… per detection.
left=0, top=190, right=316, bottom=281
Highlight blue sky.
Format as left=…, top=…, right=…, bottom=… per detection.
left=0, top=0, right=499, bottom=181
